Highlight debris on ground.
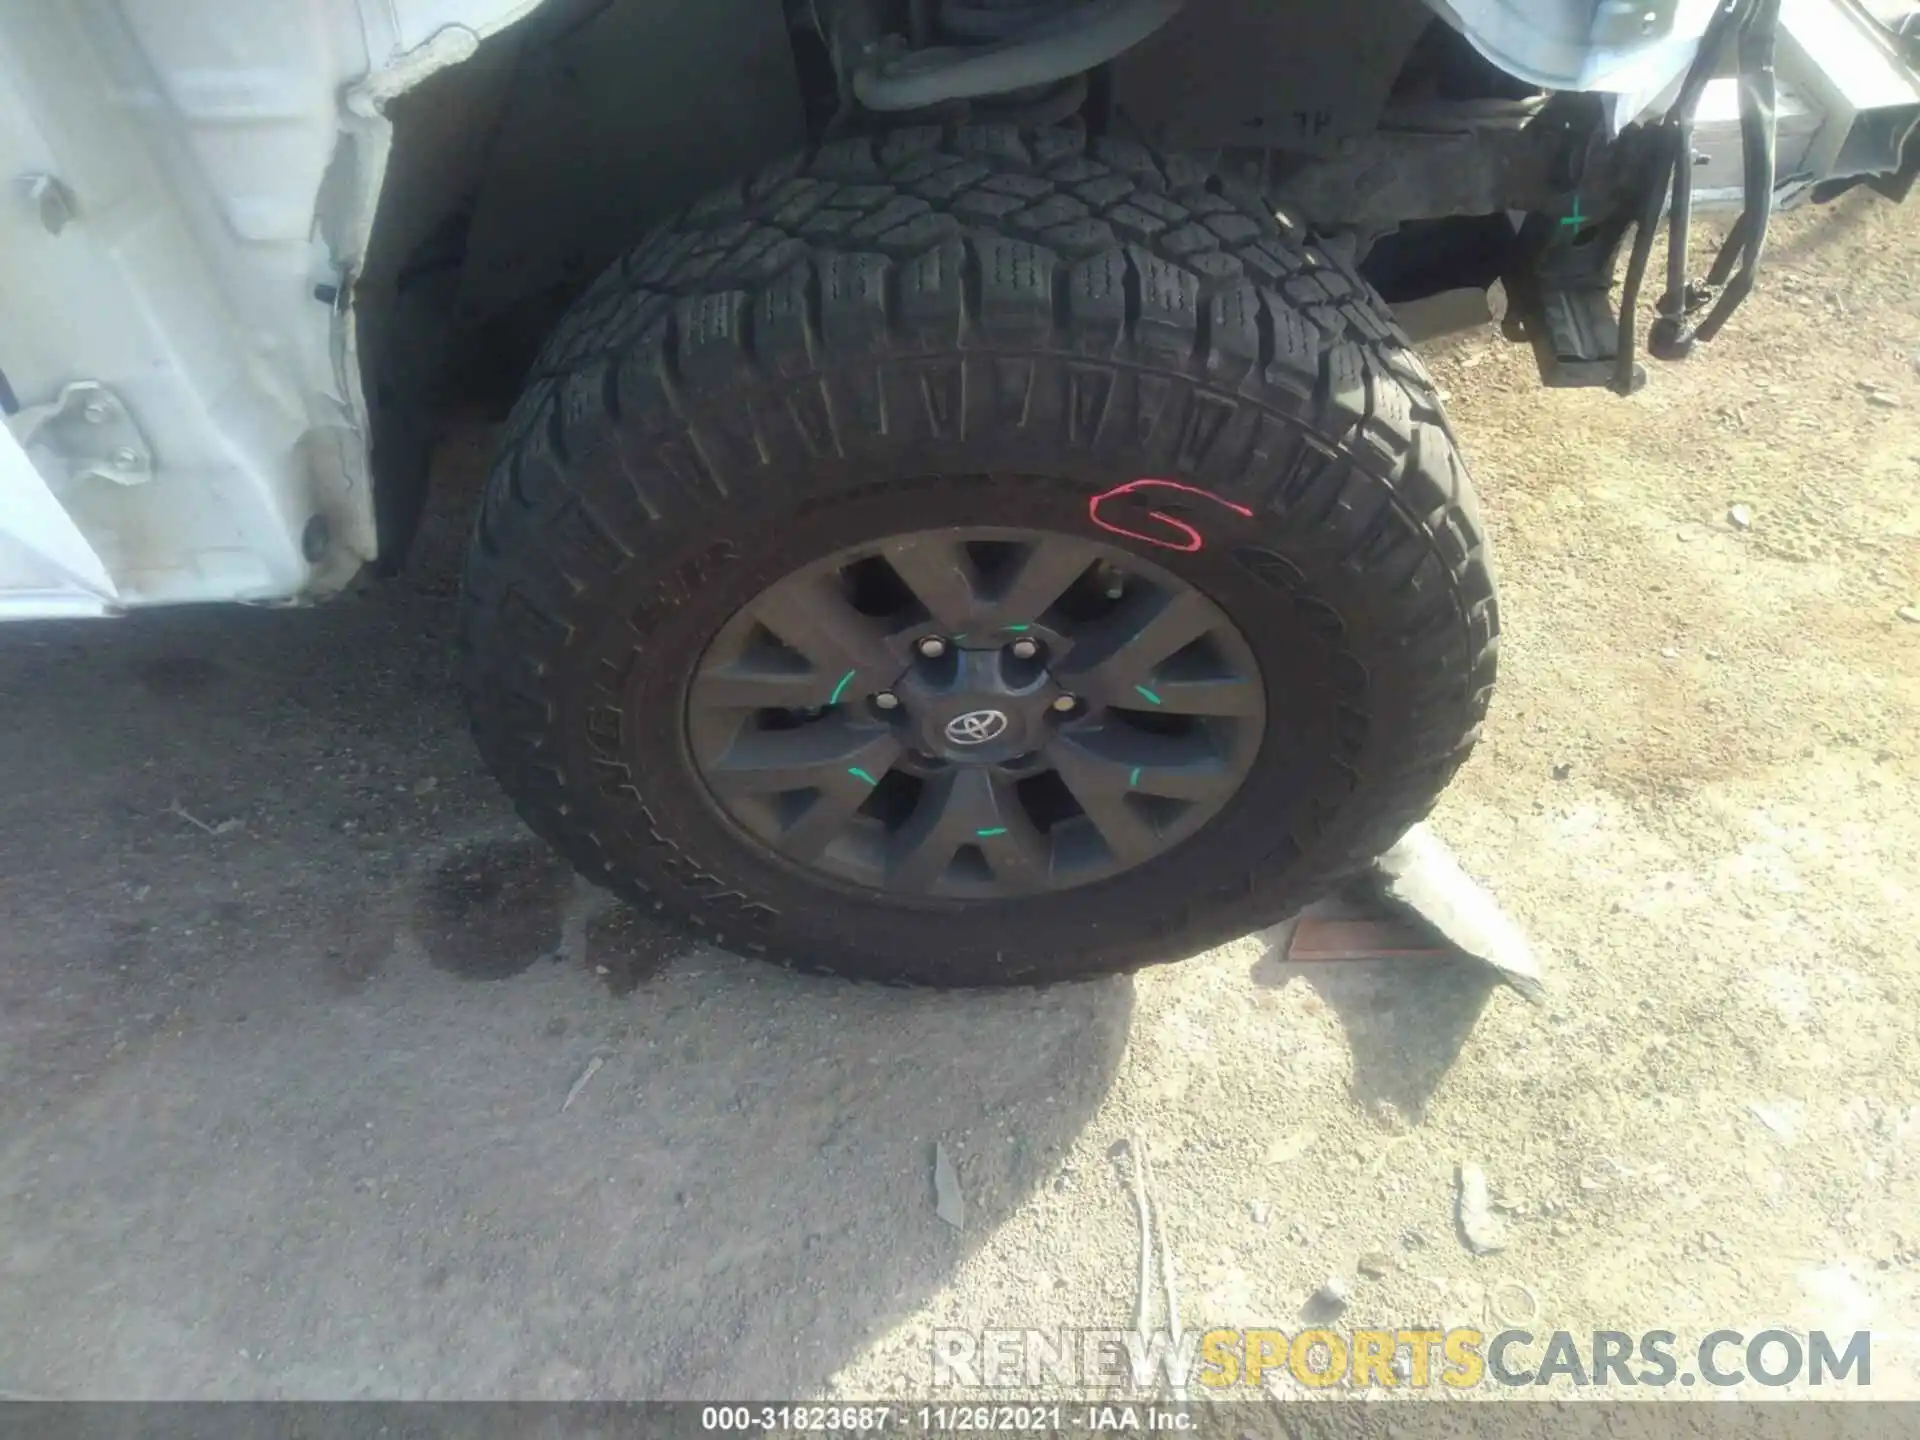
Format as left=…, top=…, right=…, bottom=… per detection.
left=1264, top=1130, right=1316, bottom=1166
left=1285, top=909, right=1451, bottom=962
left=1748, top=1100, right=1798, bottom=1142
left=1551, top=761, right=1573, bottom=780
left=1727, top=503, right=1752, bottom=530
left=1307, top=1274, right=1351, bottom=1318
left=165, top=800, right=241, bottom=837
left=1456, top=1162, right=1509, bottom=1255
left=561, top=1055, right=603, bottom=1112
left=1368, top=823, right=1546, bottom=999
left=1492, top=1280, right=1540, bottom=1326
left=1866, top=390, right=1901, bottom=409
left=1357, top=1250, right=1395, bottom=1279
left=1250, top=1199, right=1271, bottom=1225
left=933, top=1141, right=966, bottom=1230
left=1898, top=603, right=1920, bottom=624
left=1138, top=1138, right=1187, bottom=1400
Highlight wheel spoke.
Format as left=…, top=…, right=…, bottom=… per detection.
left=752, top=573, right=895, bottom=677
left=1056, top=725, right=1242, bottom=802
left=1054, top=588, right=1216, bottom=706
left=1130, top=676, right=1263, bottom=717
left=703, top=717, right=901, bottom=797
left=880, top=535, right=982, bottom=634
left=973, top=788, right=1051, bottom=888
left=774, top=771, right=885, bottom=862
left=1047, top=735, right=1162, bottom=867
left=982, top=537, right=1101, bottom=626
left=887, top=766, right=1044, bottom=892
left=689, top=663, right=837, bottom=712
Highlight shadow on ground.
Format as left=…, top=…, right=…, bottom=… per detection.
left=0, top=429, right=1131, bottom=1399
left=1249, top=917, right=1498, bottom=1125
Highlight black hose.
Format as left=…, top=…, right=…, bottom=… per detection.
left=853, top=0, right=1182, bottom=111
left=1694, top=0, right=1780, bottom=340
left=1661, top=120, right=1694, bottom=312
left=1613, top=142, right=1670, bottom=395
left=1616, top=0, right=1781, bottom=381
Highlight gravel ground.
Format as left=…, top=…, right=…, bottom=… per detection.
left=1, top=194, right=1916, bottom=1403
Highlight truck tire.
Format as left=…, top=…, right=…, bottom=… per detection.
left=460, top=124, right=1498, bottom=987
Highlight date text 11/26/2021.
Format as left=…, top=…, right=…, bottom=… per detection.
left=700, top=1405, right=1190, bottom=1432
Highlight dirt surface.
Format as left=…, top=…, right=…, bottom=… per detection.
left=1, top=194, right=1917, bottom=1402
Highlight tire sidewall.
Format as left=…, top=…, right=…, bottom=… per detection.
left=557, top=430, right=1378, bottom=983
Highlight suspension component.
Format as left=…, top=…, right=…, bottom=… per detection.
left=850, top=0, right=1182, bottom=114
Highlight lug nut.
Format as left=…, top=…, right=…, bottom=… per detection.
left=1009, top=638, right=1039, bottom=660
left=1051, top=694, right=1079, bottom=713
left=873, top=691, right=900, bottom=710
left=916, top=636, right=947, bottom=659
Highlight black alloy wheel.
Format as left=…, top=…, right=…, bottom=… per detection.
left=685, top=526, right=1264, bottom=899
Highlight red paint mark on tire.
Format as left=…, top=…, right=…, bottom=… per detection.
left=1087, top=479, right=1254, bottom=553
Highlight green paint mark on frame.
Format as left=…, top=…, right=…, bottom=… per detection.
left=848, top=767, right=878, bottom=786
left=1004, top=624, right=1031, bottom=632
left=1134, top=685, right=1163, bottom=706
left=829, top=670, right=856, bottom=705
left=975, top=827, right=1008, bottom=838
left=1128, top=767, right=1141, bottom=787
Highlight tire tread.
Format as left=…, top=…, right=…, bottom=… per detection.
left=463, top=123, right=1499, bottom=987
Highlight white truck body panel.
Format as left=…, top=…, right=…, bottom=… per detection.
left=0, top=0, right=534, bottom=619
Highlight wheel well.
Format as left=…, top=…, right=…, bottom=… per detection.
left=359, top=0, right=1540, bottom=568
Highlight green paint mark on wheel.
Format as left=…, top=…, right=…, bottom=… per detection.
left=1005, top=624, right=1030, bottom=632
left=975, top=827, right=1008, bottom=838
left=1134, top=685, right=1163, bottom=706
left=848, top=767, right=878, bottom=786
left=1129, top=767, right=1141, bottom=787
left=829, top=670, right=856, bottom=705
left=1559, top=193, right=1586, bottom=229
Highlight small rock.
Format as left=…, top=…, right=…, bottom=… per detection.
left=413, top=776, right=438, bottom=795
left=1727, top=503, right=1752, bottom=530
left=1551, top=761, right=1573, bottom=781
left=933, top=1141, right=966, bottom=1230
left=1660, top=646, right=1680, bottom=660
left=1312, top=1275, right=1351, bottom=1314
left=1456, top=1162, right=1508, bottom=1255
left=211, top=818, right=244, bottom=836
left=1676, top=523, right=1705, bottom=542
left=1402, top=1228, right=1429, bottom=1250
left=1550, top=1220, right=1574, bottom=1239
left=1250, top=1199, right=1272, bottom=1225
left=1898, top=604, right=1920, bottom=624
left=1264, top=1129, right=1316, bottom=1166
left=1867, top=391, right=1901, bottom=409
left=1705, top=647, right=1724, bottom=661
left=1358, top=1250, right=1395, bottom=1279
left=1749, top=1100, right=1798, bottom=1142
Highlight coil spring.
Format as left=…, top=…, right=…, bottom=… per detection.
left=931, top=0, right=1090, bottom=122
